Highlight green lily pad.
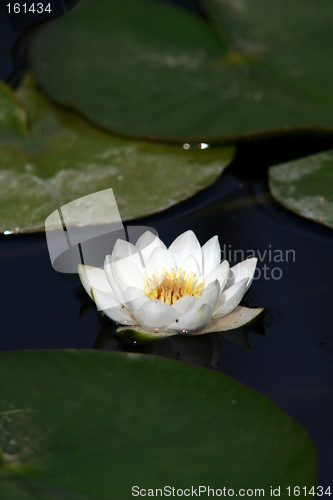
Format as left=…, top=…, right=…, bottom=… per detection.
left=29, top=0, right=333, bottom=140
left=0, top=76, right=233, bottom=233
left=0, top=82, right=27, bottom=137
left=269, top=150, right=333, bottom=229
left=0, top=350, right=315, bottom=498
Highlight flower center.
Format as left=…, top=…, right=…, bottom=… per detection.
left=142, top=267, right=204, bottom=305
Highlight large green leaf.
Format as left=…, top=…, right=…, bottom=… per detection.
left=0, top=82, right=27, bottom=137
left=29, top=0, right=333, bottom=140
left=269, top=150, right=333, bottom=229
left=0, top=76, right=233, bottom=233
left=0, top=350, right=315, bottom=499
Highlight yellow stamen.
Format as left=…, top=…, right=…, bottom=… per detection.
left=143, top=268, right=204, bottom=303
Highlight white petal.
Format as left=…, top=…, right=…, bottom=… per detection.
left=167, top=303, right=212, bottom=334
left=104, top=255, right=124, bottom=303
left=121, top=286, right=150, bottom=313
left=91, top=287, right=120, bottom=309
left=112, top=238, right=136, bottom=259
left=134, top=300, right=178, bottom=331
left=213, top=278, right=248, bottom=319
left=225, top=258, right=257, bottom=292
left=196, top=280, right=220, bottom=310
left=204, top=260, right=229, bottom=290
left=146, top=247, right=177, bottom=276
left=113, top=258, right=144, bottom=291
left=169, top=230, right=203, bottom=273
left=179, top=255, right=201, bottom=278
left=78, top=264, right=115, bottom=300
left=202, top=235, right=221, bottom=276
left=171, top=295, right=197, bottom=315
left=135, top=230, right=166, bottom=264
left=91, top=287, right=136, bottom=325
left=112, top=239, right=145, bottom=273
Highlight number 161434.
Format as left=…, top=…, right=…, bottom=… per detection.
left=6, top=3, right=52, bottom=14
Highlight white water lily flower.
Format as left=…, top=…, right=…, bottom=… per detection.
left=78, top=230, right=263, bottom=341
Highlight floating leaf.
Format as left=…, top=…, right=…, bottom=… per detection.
left=199, top=305, right=265, bottom=332
left=0, top=76, right=233, bottom=233
left=269, top=150, right=333, bottom=229
left=0, top=350, right=315, bottom=498
left=29, top=0, right=333, bottom=140
left=0, top=82, right=27, bottom=137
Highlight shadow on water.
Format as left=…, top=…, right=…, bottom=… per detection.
left=1, top=137, right=333, bottom=486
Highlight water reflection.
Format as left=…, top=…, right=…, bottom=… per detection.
left=93, top=318, right=266, bottom=368
left=94, top=321, right=222, bottom=368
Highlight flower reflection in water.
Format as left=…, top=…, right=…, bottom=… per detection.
left=93, top=318, right=265, bottom=369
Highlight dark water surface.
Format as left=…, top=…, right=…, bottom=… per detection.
left=1, top=156, right=333, bottom=488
